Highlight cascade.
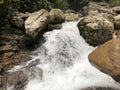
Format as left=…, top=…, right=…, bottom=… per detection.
left=8, top=21, right=120, bottom=90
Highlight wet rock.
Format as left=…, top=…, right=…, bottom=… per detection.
left=0, top=64, right=43, bottom=90
left=89, top=38, right=120, bottom=82
left=23, top=67, right=43, bottom=80
left=47, top=24, right=62, bottom=31
left=0, top=70, right=28, bottom=90
left=26, top=59, right=40, bottom=68
left=0, top=51, right=31, bottom=73
left=112, top=6, right=120, bottom=14
left=7, top=71, right=28, bottom=89
left=65, top=13, right=79, bottom=22
left=49, top=9, right=65, bottom=24
left=114, top=15, right=120, bottom=30
left=25, top=9, right=49, bottom=39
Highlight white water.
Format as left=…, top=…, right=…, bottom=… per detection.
left=9, top=21, right=120, bottom=90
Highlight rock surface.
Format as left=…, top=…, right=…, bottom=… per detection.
left=49, top=9, right=65, bottom=24
left=82, top=2, right=116, bottom=16
left=0, top=59, right=43, bottom=90
left=77, top=2, right=115, bottom=46
left=78, top=14, right=113, bottom=46
left=25, top=9, right=49, bottom=39
left=112, top=6, right=120, bottom=14
left=65, top=13, right=79, bottom=22
left=47, top=24, right=62, bottom=31
left=0, top=67, right=42, bottom=90
left=0, top=28, right=31, bottom=74
left=114, top=15, right=120, bottom=30
left=10, top=11, right=29, bottom=29
left=88, top=38, right=120, bottom=82
left=1, top=2, right=120, bottom=89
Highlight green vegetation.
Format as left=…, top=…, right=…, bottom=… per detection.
left=11, top=0, right=51, bottom=12
left=68, top=0, right=111, bottom=11
left=0, top=0, right=120, bottom=29
left=9, top=0, right=69, bottom=12
left=50, top=0, right=69, bottom=10
left=108, top=0, right=120, bottom=7
left=1, top=0, right=120, bottom=15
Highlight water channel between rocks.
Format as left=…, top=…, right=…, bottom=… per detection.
left=8, top=21, right=120, bottom=90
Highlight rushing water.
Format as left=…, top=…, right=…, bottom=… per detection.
left=8, top=21, right=120, bottom=90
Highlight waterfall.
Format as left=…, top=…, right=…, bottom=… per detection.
left=8, top=21, right=120, bottom=90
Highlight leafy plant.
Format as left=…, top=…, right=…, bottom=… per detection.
left=108, top=0, right=120, bottom=7
left=51, top=0, right=69, bottom=10
left=9, top=0, right=69, bottom=12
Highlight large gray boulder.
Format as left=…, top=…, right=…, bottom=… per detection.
left=25, top=9, right=49, bottom=39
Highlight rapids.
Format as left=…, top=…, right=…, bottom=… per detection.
left=8, top=21, right=120, bottom=90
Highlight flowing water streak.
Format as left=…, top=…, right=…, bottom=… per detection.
left=9, top=21, right=120, bottom=90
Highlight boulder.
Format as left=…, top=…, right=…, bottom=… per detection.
left=47, top=24, right=62, bottom=31
left=88, top=38, right=120, bottom=82
left=0, top=71, right=28, bottom=90
left=96, top=2, right=109, bottom=8
left=7, top=71, right=28, bottom=89
left=82, top=2, right=116, bottom=16
left=65, top=9, right=76, bottom=13
left=77, top=14, right=114, bottom=46
left=114, top=15, right=120, bottom=30
left=65, top=13, right=79, bottom=22
left=25, top=9, right=49, bottom=39
left=0, top=62, right=43, bottom=90
left=49, top=9, right=65, bottom=24
left=0, top=61, right=43, bottom=89
left=77, top=2, right=116, bottom=46
left=10, top=11, right=29, bottom=29
left=112, top=6, right=120, bottom=14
